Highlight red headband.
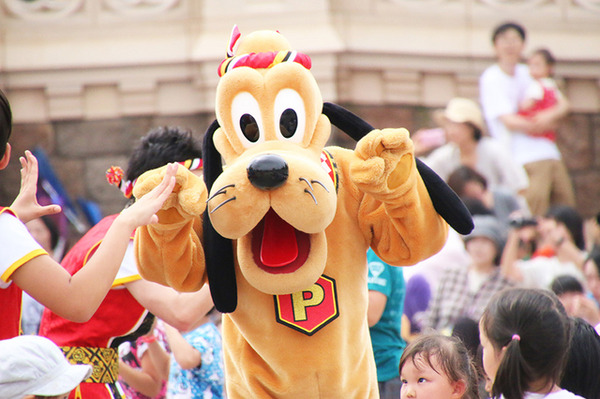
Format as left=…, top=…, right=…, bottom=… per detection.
left=218, top=50, right=312, bottom=77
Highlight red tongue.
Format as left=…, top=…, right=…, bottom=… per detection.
left=260, top=209, right=298, bottom=267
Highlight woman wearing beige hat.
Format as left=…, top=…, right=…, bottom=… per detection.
left=422, top=97, right=529, bottom=197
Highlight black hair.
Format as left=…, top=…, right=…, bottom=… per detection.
left=550, top=274, right=584, bottom=297
left=125, top=126, right=202, bottom=182
left=469, top=124, right=483, bottom=142
left=452, top=317, right=480, bottom=361
left=399, top=333, right=480, bottom=399
left=40, top=215, right=60, bottom=251
left=545, top=205, right=585, bottom=250
left=0, top=89, right=13, bottom=159
left=531, top=48, right=556, bottom=67
left=481, top=288, right=572, bottom=399
left=561, top=317, right=600, bottom=399
left=447, top=165, right=488, bottom=197
left=460, top=196, right=494, bottom=217
left=492, top=22, right=526, bottom=43
left=586, top=245, right=600, bottom=276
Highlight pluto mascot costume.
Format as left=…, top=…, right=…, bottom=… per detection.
left=133, top=27, right=473, bottom=398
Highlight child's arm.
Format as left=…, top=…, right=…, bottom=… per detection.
left=10, top=151, right=61, bottom=223
left=11, top=163, right=178, bottom=323
left=126, top=280, right=214, bottom=332
left=164, top=323, right=202, bottom=370
left=118, top=356, right=164, bottom=398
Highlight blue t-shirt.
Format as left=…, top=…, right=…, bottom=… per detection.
left=367, top=248, right=406, bottom=382
left=168, top=322, right=225, bottom=399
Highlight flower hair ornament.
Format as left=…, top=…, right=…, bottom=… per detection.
left=106, top=158, right=203, bottom=199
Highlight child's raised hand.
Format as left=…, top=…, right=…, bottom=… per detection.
left=119, top=163, right=178, bottom=228
left=10, top=150, right=62, bottom=223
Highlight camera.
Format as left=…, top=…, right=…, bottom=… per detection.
left=509, top=215, right=538, bottom=228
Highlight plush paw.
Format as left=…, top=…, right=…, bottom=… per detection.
left=350, top=128, right=415, bottom=195
left=133, top=165, right=207, bottom=224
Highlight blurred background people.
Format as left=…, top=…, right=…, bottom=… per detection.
left=501, top=205, right=586, bottom=289
left=424, top=215, right=513, bottom=334
left=422, top=97, right=529, bottom=197
left=479, top=21, right=574, bottom=217
left=367, top=248, right=406, bottom=399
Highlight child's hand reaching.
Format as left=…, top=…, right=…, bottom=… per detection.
left=118, top=163, right=178, bottom=230
left=10, top=150, right=62, bottom=223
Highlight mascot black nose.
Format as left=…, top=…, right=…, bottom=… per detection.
left=247, top=154, right=289, bottom=190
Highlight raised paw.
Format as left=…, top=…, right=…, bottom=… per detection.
left=350, top=128, right=415, bottom=194
left=134, top=164, right=207, bottom=223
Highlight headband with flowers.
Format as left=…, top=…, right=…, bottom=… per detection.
left=106, top=158, right=203, bottom=198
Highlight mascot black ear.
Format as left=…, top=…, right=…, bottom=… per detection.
left=203, top=120, right=238, bottom=313
left=322, top=102, right=474, bottom=235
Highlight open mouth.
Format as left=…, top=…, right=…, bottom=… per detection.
left=251, top=208, right=310, bottom=274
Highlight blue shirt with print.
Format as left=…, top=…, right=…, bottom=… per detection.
left=367, top=248, right=407, bottom=382
left=168, top=321, right=225, bottom=398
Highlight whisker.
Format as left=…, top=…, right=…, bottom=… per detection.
left=210, top=197, right=237, bottom=213
left=207, top=184, right=235, bottom=203
left=311, top=180, right=329, bottom=193
left=304, top=189, right=317, bottom=205
left=299, top=177, right=313, bottom=191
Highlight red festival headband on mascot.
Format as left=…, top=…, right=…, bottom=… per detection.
left=217, top=25, right=312, bottom=77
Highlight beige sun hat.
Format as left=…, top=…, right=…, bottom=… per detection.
left=435, top=97, right=486, bottom=133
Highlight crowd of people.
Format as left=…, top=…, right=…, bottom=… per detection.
left=0, top=19, right=598, bottom=399
left=370, top=20, right=600, bottom=399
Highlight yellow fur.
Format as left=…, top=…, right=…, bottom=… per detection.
left=134, top=29, right=448, bottom=398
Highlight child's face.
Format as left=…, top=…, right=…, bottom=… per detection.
left=527, top=52, right=551, bottom=80
left=400, top=354, right=465, bottom=399
left=479, top=320, right=504, bottom=387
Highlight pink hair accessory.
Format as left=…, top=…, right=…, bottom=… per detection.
left=512, top=334, right=521, bottom=341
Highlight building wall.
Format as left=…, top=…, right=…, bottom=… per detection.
left=1, top=0, right=599, bottom=222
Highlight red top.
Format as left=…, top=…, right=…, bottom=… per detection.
left=39, top=215, right=148, bottom=399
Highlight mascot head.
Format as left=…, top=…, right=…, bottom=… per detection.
left=204, top=27, right=338, bottom=310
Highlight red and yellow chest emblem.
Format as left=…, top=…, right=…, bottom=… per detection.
left=274, top=275, right=339, bottom=336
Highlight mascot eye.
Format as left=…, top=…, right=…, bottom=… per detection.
left=274, top=89, right=306, bottom=143
left=232, top=92, right=264, bottom=148
left=279, top=109, right=297, bottom=138
left=240, top=114, right=260, bottom=142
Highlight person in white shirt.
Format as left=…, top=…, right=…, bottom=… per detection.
left=479, top=21, right=574, bottom=217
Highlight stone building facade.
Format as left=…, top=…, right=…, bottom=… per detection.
left=1, top=0, right=599, bottom=231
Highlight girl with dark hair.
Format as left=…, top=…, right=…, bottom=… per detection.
left=399, top=333, right=479, bottom=399
left=479, top=288, right=582, bottom=399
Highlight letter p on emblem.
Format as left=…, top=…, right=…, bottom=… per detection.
left=274, top=275, right=339, bottom=336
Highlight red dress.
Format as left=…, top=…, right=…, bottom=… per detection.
left=39, top=215, right=151, bottom=399
left=0, top=207, right=47, bottom=340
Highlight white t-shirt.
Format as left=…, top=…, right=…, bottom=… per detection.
left=0, top=212, right=47, bottom=289
left=422, top=136, right=529, bottom=194
left=516, top=256, right=585, bottom=290
left=479, top=63, right=561, bottom=166
left=113, top=242, right=142, bottom=287
left=508, top=389, right=585, bottom=398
